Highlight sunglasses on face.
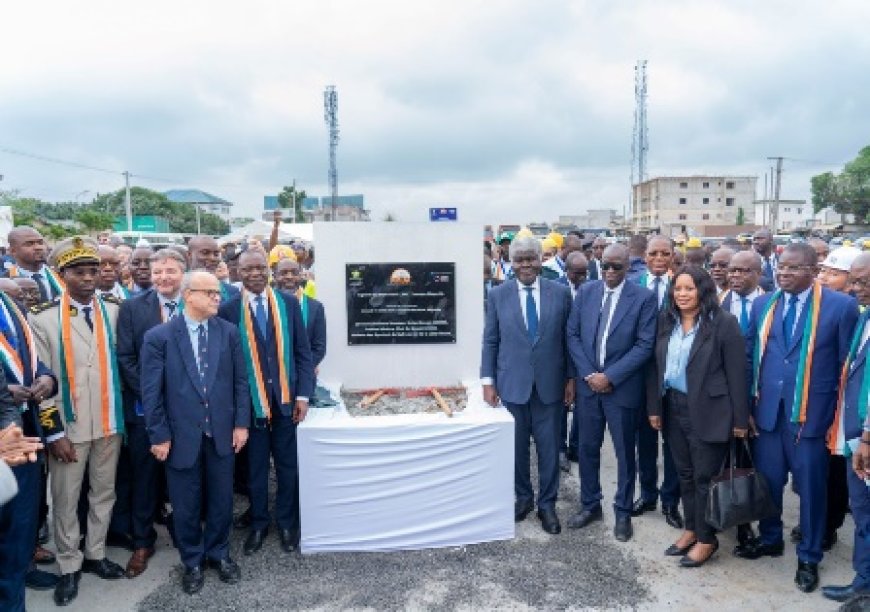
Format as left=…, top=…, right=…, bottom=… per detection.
left=708, top=262, right=729, bottom=269
left=600, top=262, right=625, bottom=272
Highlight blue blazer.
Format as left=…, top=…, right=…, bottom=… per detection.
left=141, top=315, right=251, bottom=469
left=304, top=297, right=327, bottom=368
left=844, top=310, right=870, bottom=443
left=116, top=289, right=164, bottom=422
left=218, top=290, right=315, bottom=418
left=480, top=278, right=574, bottom=406
left=568, top=279, right=657, bottom=408
left=746, top=286, right=859, bottom=438
left=0, top=301, right=56, bottom=438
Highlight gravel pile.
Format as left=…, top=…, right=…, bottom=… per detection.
left=138, top=437, right=650, bottom=611
left=342, top=387, right=468, bottom=417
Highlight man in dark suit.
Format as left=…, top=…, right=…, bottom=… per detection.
left=566, top=243, right=657, bottom=542
left=141, top=270, right=250, bottom=595
left=188, top=236, right=240, bottom=303
left=2, top=227, right=63, bottom=303
left=556, top=252, right=587, bottom=469
left=0, top=291, right=58, bottom=611
left=823, top=252, right=870, bottom=602
left=218, top=251, right=314, bottom=556
left=753, top=229, right=777, bottom=292
left=273, top=258, right=327, bottom=370
left=741, top=242, right=858, bottom=593
left=587, top=237, right=607, bottom=282
left=481, top=236, right=575, bottom=535
left=116, top=249, right=186, bottom=578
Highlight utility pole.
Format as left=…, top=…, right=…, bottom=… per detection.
left=630, top=60, right=649, bottom=229
left=195, top=203, right=201, bottom=234
left=767, top=157, right=784, bottom=232
left=291, top=178, right=297, bottom=223
left=123, top=171, right=132, bottom=232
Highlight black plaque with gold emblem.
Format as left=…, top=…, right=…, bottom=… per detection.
left=346, top=262, right=456, bottom=345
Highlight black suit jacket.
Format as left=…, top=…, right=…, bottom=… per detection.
left=116, top=289, right=164, bottom=423
left=645, top=308, right=749, bottom=443
left=304, top=297, right=327, bottom=368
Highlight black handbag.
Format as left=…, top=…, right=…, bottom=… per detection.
left=706, top=438, right=778, bottom=531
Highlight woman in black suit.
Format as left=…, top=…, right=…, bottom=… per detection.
left=646, top=265, right=749, bottom=567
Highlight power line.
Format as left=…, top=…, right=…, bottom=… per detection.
left=0, top=145, right=122, bottom=175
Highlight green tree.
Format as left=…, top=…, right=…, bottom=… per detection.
left=277, top=184, right=307, bottom=223
left=75, top=209, right=115, bottom=232
left=736, top=207, right=745, bottom=225
left=811, top=146, right=870, bottom=223
left=92, top=187, right=229, bottom=234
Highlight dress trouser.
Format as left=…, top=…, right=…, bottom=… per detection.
left=754, top=406, right=828, bottom=564
left=127, top=420, right=160, bottom=549
left=0, top=460, right=40, bottom=612
left=578, top=394, right=637, bottom=518
left=846, top=461, right=870, bottom=590
left=663, top=390, right=728, bottom=544
left=504, top=386, right=562, bottom=512
left=827, top=454, right=849, bottom=537
left=637, top=408, right=681, bottom=507
left=248, top=410, right=300, bottom=533
left=165, top=435, right=234, bottom=569
left=48, top=435, right=122, bottom=575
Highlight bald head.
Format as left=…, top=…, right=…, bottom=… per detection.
left=562, top=234, right=584, bottom=258
left=0, top=278, right=22, bottom=301
left=709, top=247, right=736, bottom=289
left=565, top=251, right=588, bottom=288
left=188, top=236, right=221, bottom=273
left=7, top=226, right=46, bottom=270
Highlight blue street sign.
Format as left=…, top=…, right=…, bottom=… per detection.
left=430, top=207, right=458, bottom=221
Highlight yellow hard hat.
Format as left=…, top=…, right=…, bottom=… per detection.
left=268, top=245, right=297, bottom=267
left=547, top=231, right=564, bottom=249
left=515, top=228, right=534, bottom=239
left=686, top=237, right=703, bottom=248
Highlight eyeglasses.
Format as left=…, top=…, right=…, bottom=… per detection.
left=778, top=265, right=813, bottom=274
left=600, top=262, right=625, bottom=271
left=851, top=278, right=870, bottom=290
left=728, top=267, right=757, bottom=275
left=646, top=251, right=672, bottom=258
left=708, top=262, right=729, bottom=269
left=187, top=288, right=222, bottom=299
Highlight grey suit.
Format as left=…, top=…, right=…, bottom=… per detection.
left=481, top=278, right=573, bottom=511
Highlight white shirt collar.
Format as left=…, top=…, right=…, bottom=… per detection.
left=246, top=290, right=268, bottom=306
left=516, top=278, right=540, bottom=294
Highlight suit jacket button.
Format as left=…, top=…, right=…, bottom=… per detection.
left=267, top=379, right=272, bottom=384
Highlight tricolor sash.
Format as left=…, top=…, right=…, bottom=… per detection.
left=8, top=264, right=65, bottom=296
left=239, top=288, right=294, bottom=421
left=0, top=292, right=37, bottom=386
left=751, top=283, right=822, bottom=425
left=57, top=293, right=124, bottom=436
left=829, top=312, right=870, bottom=455
left=295, top=288, right=310, bottom=327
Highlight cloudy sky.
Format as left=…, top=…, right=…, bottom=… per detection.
left=1, top=0, right=869, bottom=226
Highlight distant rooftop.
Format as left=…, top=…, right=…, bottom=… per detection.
left=164, top=189, right=231, bottom=205
left=264, top=194, right=364, bottom=211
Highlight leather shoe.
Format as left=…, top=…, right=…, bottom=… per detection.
left=795, top=561, right=819, bottom=593
left=567, top=508, right=603, bottom=529
left=82, top=557, right=125, bottom=579
left=106, top=531, right=135, bottom=551
left=630, top=498, right=656, bottom=517
left=206, top=557, right=241, bottom=584
left=33, top=545, right=56, bottom=565
left=515, top=499, right=534, bottom=522
left=662, top=505, right=684, bottom=530
left=680, top=539, right=719, bottom=568
left=233, top=507, right=252, bottom=530
left=53, top=572, right=80, bottom=606
left=244, top=528, right=268, bottom=556
left=822, top=583, right=870, bottom=603
left=182, top=565, right=204, bottom=595
left=790, top=525, right=802, bottom=542
left=823, top=531, right=837, bottom=552
left=37, top=522, right=49, bottom=545
left=280, top=528, right=299, bottom=553
left=665, top=539, right=697, bottom=556
left=559, top=452, right=570, bottom=473
left=125, top=547, right=155, bottom=578
left=733, top=538, right=784, bottom=560
left=614, top=517, right=633, bottom=542
left=25, top=566, right=59, bottom=590
left=537, top=509, right=561, bottom=534
left=566, top=449, right=578, bottom=462
left=736, top=523, right=756, bottom=547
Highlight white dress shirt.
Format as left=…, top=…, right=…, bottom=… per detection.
left=517, top=279, right=540, bottom=332
left=247, top=291, right=270, bottom=322
left=645, top=273, right=668, bottom=307
left=782, top=285, right=813, bottom=340
left=598, top=280, right=625, bottom=367
left=728, top=287, right=763, bottom=319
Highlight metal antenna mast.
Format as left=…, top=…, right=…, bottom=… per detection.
left=630, top=60, right=649, bottom=224
left=323, top=85, right=340, bottom=221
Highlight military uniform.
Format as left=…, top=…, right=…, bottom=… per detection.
left=28, top=238, right=123, bottom=579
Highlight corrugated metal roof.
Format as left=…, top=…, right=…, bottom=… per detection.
left=164, top=189, right=231, bottom=205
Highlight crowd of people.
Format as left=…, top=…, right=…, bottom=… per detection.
left=4, top=217, right=870, bottom=608
left=483, top=227, right=870, bottom=603
left=0, top=217, right=324, bottom=609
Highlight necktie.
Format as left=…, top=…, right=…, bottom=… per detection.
left=31, top=272, right=48, bottom=303
left=595, top=290, right=614, bottom=368
left=197, top=324, right=208, bottom=383
left=524, top=286, right=538, bottom=342
left=165, top=301, right=177, bottom=319
left=783, top=294, right=799, bottom=345
left=81, top=306, right=93, bottom=331
left=740, top=297, right=750, bottom=334
left=652, top=276, right=662, bottom=309
left=254, top=295, right=268, bottom=338
left=764, top=258, right=773, bottom=279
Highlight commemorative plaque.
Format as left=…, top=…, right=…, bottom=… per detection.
left=346, top=262, right=456, bottom=345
